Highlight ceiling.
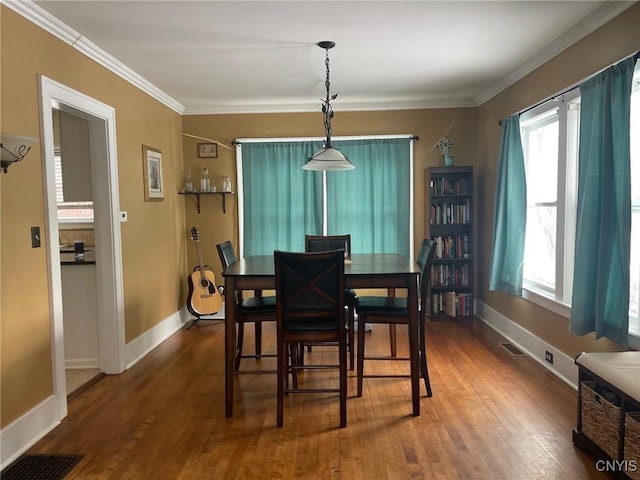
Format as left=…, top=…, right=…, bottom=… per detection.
left=22, top=1, right=634, bottom=114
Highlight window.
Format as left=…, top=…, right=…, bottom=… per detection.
left=236, top=136, right=413, bottom=258
left=55, top=148, right=94, bottom=224
left=520, top=61, right=639, bottom=344
left=520, top=90, right=579, bottom=312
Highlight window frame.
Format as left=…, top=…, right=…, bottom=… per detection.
left=518, top=64, right=639, bottom=350
left=235, top=134, right=414, bottom=260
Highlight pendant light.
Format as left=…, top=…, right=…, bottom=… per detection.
left=303, top=41, right=355, bottom=171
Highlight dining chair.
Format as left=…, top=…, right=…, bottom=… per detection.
left=216, top=240, right=277, bottom=372
left=355, top=238, right=436, bottom=399
left=274, top=250, right=347, bottom=428
left=304, top=234, right=356, bottom=370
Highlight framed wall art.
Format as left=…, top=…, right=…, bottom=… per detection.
left=198, top=142, right=218, bottom=158
left=142, top=145, right=164, bottom=201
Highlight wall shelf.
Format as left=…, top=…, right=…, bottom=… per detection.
left=179, top=191, right=235, bottom=214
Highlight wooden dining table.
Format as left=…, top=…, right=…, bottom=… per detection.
left=222, top=253, right=422, bottom=417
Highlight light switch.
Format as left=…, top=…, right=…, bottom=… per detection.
left=31, top=226, right=41, bottom=248
left=120, top=211, right=128, bottom=222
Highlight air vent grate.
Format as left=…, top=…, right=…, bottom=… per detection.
left=500, top=342, right=526, bottom=356
left=1, top=454, right=83, bottom=480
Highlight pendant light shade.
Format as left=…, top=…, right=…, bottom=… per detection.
left=303, top=41, right=354, bottom=171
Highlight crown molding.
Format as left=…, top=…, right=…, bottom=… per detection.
left=182, top=97, right=478, bottom=115
left=475, top=1, right=636, bottom=105
left=3, top=0, right=185, bottom=114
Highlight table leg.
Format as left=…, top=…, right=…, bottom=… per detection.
left=225, top=276, right=237, bottom=417
left=407, top=278, right=420, bottom=416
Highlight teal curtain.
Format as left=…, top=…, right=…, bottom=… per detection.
left=241, top=141, right=323, bottom=255
left=327, top=138, right=411, bottom=255
left=488, top=114, right=527, bottom=295
left=570, top=55, right=636, bottom=347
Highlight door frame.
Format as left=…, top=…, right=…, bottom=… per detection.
left=38, top=76, right=125, bottom=420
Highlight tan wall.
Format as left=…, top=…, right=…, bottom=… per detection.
left=0, top=7, right=187, bottom=427
left=476, top=3, right=640, bottom=358
left=181, top=109, right=479, bottom=279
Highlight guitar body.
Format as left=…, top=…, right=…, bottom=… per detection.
left=187, top=265, right=223, bottom=316
left=186, top=227, right=223, bottom=317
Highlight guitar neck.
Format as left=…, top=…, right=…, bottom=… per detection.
left=195, top=239, right=206, bottom=279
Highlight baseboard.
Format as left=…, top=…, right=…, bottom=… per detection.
left=125, top=307, right=192, bottom=369
left=0, top=395, right=60, bottom=470
left=65, top=358, right=99, bottom=369
left=475, top=301, right=578, bottom=390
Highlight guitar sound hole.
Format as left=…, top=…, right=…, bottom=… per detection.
left=200, top=279, right=210, bottom=288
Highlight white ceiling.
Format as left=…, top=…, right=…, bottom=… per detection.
left=19, top=1, right=635, bottom=114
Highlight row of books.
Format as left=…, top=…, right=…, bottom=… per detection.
left=432, top=292, right=473, bottom=317
left=433, top=235, right=471, bottom=259
left=430, top=176, right=471, bottom=196
left=430, top=200, right=471, bottom=225
left=431, top=264, right=471, bottom=288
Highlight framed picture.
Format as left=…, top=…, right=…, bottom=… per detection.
left=142, top=145, right=164, bottom=201
left=198, top=143, right=217, bottom=158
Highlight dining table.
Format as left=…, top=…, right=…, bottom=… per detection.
left=222, top=253, right=422, bottom=417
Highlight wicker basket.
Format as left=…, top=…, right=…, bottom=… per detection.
left=581, top=381, right=621, bottom=460
left=624, top=412, right=640, bottom=480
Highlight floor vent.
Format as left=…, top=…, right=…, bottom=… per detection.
left=1, top=454, right=83, bottom=480
left=500, top=342, right=526, bottom=356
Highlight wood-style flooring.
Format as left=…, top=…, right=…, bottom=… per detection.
left=31, top=318, right=607, bottom=479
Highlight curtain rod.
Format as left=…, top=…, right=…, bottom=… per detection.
left=498, top=50, right=639, bottom=126
left=233, top=135, right=419, bottom=146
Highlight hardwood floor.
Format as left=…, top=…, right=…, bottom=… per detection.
left=31, top=318, right=607, bottom=479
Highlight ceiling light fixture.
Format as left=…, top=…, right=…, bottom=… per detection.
left=303, top=41, right=354, bottom=171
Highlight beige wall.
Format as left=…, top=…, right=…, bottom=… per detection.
left=181, top=109, right=478, bottom=279
left=1, top=7, right=187, bottom=427
left=476, top=2, right=640, bottom=358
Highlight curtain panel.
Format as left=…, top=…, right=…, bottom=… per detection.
left=570, top=55, right=637, bottom=347
left=488, top=114, right=527, bottom=296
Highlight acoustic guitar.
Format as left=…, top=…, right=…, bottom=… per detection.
left=187, top=227, right=223, bottom=316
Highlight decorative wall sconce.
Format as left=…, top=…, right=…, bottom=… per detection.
left=1, top=133, right=37, bottom=173
left=303, top=41, right=355, bottom=171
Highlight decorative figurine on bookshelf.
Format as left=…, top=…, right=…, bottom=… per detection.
left=437, top=136, right=454, bottom=166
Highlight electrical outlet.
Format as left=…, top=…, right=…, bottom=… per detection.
left=545, top=350, right=554, bottom=364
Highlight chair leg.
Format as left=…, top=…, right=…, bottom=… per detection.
left=255, top=322, right=262, bottom=358
left=235, top=322, right=245, bottom=371
left=389, top=324, right=397, bottom=357
left=387, top=288, right=397, bottom=357
left=356, top=314, right=366, bottom=397
left=339, top=334, right=348, bottom=428
left=419, top=316, right=432, bottom=397
left=348, top=306, right=355, bottom=371
left=277, top=339, right=285, bottom=428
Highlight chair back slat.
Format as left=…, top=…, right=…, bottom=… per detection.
left=305, top=234, right=351, bottom=255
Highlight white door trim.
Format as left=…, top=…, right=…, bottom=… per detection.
left=38, top=76, right=125, bottom=420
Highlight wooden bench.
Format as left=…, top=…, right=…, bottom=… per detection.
left=573, top=351, right=640, bottom=479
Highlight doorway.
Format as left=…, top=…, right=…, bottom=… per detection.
left=38, top=76, right=125, bottom=420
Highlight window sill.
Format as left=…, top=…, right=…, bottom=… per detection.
left=522, top=286, right=640, bottom=351
left=522, top=286, right=571, bottom=319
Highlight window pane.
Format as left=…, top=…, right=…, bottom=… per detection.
left=524, top=205, right=556, bottom=289
left=524, top=120, right=558, bottom=204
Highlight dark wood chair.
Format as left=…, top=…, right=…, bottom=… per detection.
left=304, top=234, right=355, bottom=370
left=216, top=240, right=276, bottom=372
left=355, top=238, right=436, bottom=399
left=274, top=250, right=348, bottom=428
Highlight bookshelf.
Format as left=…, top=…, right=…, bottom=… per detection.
left=426, top=166, right=473, bottom=319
